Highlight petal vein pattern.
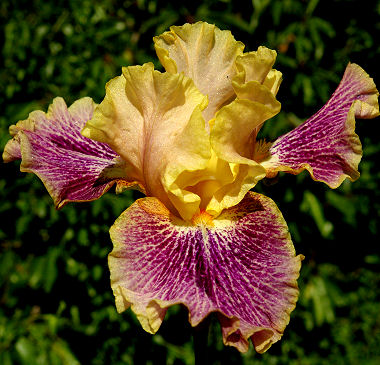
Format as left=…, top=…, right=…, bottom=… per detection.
left=3, top=97, right=129, bottom=207
left=109, top=192, right=303, bottom=353
left=4, top=20, right=378, bottom=355
left=261, top=63, right=379, bottom=187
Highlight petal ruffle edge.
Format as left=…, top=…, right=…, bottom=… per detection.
left=206, top=47, right=282, bottom=214
left=109, top=192, right=303, bottom=353
left=154, top=21, right=245, bottom=122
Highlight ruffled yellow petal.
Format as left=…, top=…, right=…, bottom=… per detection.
left=234, top=47, right=279, bottom=85
left=211, top=99, right=277, bottom=164
left=212, top=48, right=281, bottom=158
left=205, top=163, right=266, bottom=217
left=232, top=47, right=282, bottom=112
left=170, top=151, right=237, bottom=214
left=154, top=22, right=245, bottom=123
left=206, top=99, right=276, bottom=214
left=201, top=46, right=282, bottom=215
left=264, top=69, right=283, bottom=97
left=82, top=62, right=211, bottom=221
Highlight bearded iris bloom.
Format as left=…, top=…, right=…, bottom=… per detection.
left=3, top=22, right=379, bottom=353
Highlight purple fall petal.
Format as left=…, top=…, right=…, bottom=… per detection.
left=4, top=97, right=130, bottom=207
left=261, top=63, right=379, bottom=188
left=3, top=138, right=21, bottom=162
left=109, top=192, right=303, bottom=353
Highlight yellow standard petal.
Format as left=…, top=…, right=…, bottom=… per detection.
left=82, top=62, right=211, bottom=221
left=232, top=47, right=282, bottom=109
left=234, top=47, right=280, bottom=85
left=207, top=100, right=273, bottom=215
left=154, top=22, right=245, bottom=123
left=204, top=46, right=282, bottom=215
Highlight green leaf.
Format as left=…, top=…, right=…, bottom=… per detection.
left=51, top=339, right=80, bottom=365
left=301, top=191, right=333, bottom=238
left=15, top=337, right=37, bottom=365
left=325, top=190, right=356, bottom=226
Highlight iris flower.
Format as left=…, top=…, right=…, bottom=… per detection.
left=3, top=22, right=379, bottom=353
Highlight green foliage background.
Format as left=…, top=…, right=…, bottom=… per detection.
left=1, top=0, right=380, bottom=363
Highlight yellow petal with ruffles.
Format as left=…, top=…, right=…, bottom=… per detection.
left=154, top=22, right=244, bottom=123
left=205, top=46, right=282, bottom=214
left=207, top=99, right=276, bottom=214
left=234, top=47, right=279, bottom=85
left=211, top=99, right=277, bottom=163
left=232, top=47, right=282, bottom=116
left=264, top=69, right=283, bottom=97
left=82, top=62, right=211, bottom=221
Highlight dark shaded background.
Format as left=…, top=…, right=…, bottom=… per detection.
left=1, top=0, right=380, bottom=364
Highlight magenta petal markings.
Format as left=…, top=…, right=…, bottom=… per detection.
left=109, top=192, right=303, bottom=353
left=262, top=63, right=379, bottom=187
left=3, top=21, right=379, bottom=355
left=4, top=97, right=127, bottom=207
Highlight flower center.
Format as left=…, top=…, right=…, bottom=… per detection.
left=191, top=210, right=214, bottom=227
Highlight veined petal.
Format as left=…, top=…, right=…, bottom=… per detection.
left=261, top=63, right=380, bottom=188
left=109, top=192, right=303, bottom=353
left=3, top=97, right=131, bottom=207
left=82, top=63, right=211, bottom=221
left=3, top=138, right=22, bottom=162
left=3, top=118, right=35, bottom=163
left=154, top=22, right=245, bottom=122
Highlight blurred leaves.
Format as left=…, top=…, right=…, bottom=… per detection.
left=1, top=306, right=80, bottom=365
left=301, top=191, right=333, bottom=239
left=1, top=0, right=380, bottom=364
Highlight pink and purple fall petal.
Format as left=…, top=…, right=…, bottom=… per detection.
left=109, top=192, right=303, bottom=353
left=3, top=97, right=132, bottom=208
left=261, top=63, right=379, bottom=187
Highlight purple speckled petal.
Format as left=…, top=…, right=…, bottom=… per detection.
left=3, top=97, right=133, bottom=207
left=261, top=63, right=379, bottom=188
left=109, top=192, right=303, bottom=353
